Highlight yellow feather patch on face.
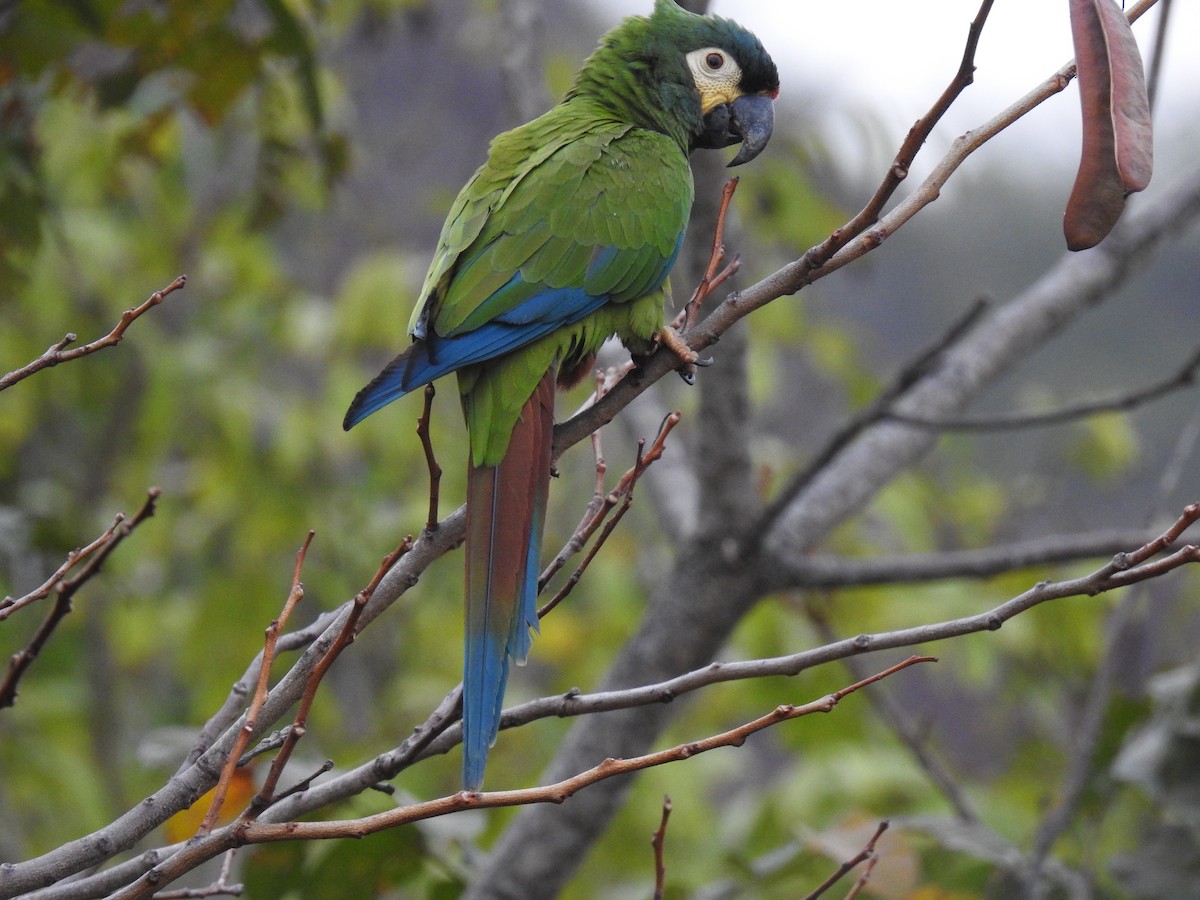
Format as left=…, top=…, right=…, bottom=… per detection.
left=686, top=47, right=744, bottom=113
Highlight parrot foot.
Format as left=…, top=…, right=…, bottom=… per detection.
left=656, top=325, right=710, bottom=384
left=656, top=324, right=696, bottom=364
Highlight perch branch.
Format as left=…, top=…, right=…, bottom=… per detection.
left=552, top=0, right=1162, bottom=456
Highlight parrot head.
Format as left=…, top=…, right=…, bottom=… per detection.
left=568, top=0, right=779, bottom=167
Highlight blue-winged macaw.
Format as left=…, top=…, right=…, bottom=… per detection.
left=345, top=0, right=778, bottom=790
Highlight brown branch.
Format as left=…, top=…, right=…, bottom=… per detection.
left=0, top=276, right=187, bottom=393
left=0, top=488, right=161, bottom=710
left=806, top=0, right=994, bottom=273
left=673, top=176, right=741, bottom=333
left=885, top=345, right=1200, bottom=430
left=2, top=518, right=124, bottom=622
left=651, top=795, right=673, bottom=900
left=113, top=657, right=933, bottom=897
left=843, top=845, right=883, bottom=900
left=199, top=532, right=316, bottom=835
left=416, top=384, right=442, bottom=531
left=802, top=820, right=889, bottom=900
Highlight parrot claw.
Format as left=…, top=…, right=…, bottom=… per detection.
left=656, top=325, right=699, bottom=366
left=657, top=325, right=708, bottom=385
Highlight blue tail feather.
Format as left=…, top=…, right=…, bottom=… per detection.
left=461, top=371, right=554, bottom=790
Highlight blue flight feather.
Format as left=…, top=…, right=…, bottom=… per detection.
left=343, top=277, right=610, bottom=431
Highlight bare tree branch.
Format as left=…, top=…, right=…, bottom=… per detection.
left=0, top=489, right=161, bottom=710
left=650, top=795, right=672, bottom=900
left=770, top=528, right=1161, bottom=590
left=884, top=345, right=1200, bottom=431
left=110, top=658, right=932, bottom=899
left=803, top=820, right=889, bottom=900
left=0, top=277, right=187, bottom=393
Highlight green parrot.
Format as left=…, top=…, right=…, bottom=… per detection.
left=345, top=0, right=778, bottom=791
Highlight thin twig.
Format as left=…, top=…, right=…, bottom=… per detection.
left=886, top=345, right=1200, bottom=430
left=802, top=820, right=888, bottom=900
left=149, top=849, right=242, bottom=898
left=651, top=795, right=673, bottom=900
left=538, top=412, right=681, bottom=619
left=417, top=384, right=442, bottom=532
left=539, top=371, right=613, bottom=589
left=0, top=276, right=187, bottom=392
left=843, top=850, right=882, bottom=900
left=674, top=176, right=741, bottom=333
left=1144, top=0, right=1173, bottom=112
left=0, top=489, right=161, bottom=710
left=250, top=537, right=412, bottom=816
left=1, top=518, right=124, bottom=621
left=199, top=532, right=316, bottom=834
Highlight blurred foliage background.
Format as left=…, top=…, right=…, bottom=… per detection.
left=2, top=0, right=1199, bottom=896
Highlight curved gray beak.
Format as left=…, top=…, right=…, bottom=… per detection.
left=725, top=93, right=775, bottom=167
left=694, top=93, right=776, bottom=167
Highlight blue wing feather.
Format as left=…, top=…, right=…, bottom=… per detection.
left=343, top=278, right=610, bottom=430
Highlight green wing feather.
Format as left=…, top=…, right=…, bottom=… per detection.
left=412, top=99, right=693, bottom=465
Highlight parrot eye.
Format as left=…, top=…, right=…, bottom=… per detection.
left=685, top=47, right=743, bottom=95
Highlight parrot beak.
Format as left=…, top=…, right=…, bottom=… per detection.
left=725, top=93, right=775, bottom=167
left=693, top=92, right=775, bottom=167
